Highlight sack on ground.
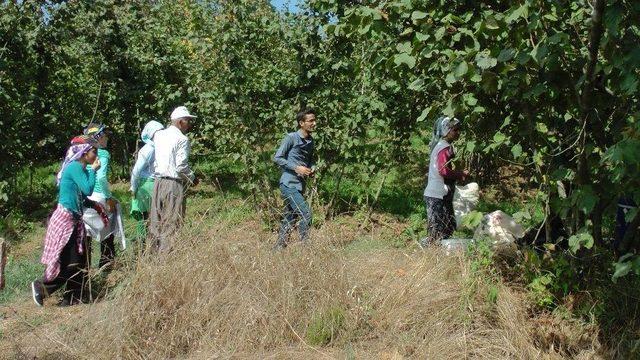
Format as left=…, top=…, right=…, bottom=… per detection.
left=441, top=238, right=474, bottom=255
left=474, top=210, right=524, bottom=247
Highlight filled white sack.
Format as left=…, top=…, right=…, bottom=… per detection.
left=474, top=210, right=525, bottom=247
left=453, top=182, right=480, bottom=228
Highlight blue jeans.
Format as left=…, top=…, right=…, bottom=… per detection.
left=276, top=184, right=312, bottom=247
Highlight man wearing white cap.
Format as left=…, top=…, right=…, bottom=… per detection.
left=148, top=106, right=197, bottom=252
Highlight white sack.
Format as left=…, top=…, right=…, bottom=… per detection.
left=453, top=182, right=480, bottom=228
left=474, top=210, right=525, bottom=247
left=83, top=194, right=126, bottom=249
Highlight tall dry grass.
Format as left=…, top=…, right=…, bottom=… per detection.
left=39, top=205, right=601, bottom=360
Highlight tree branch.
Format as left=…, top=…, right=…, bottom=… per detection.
left=580, top=0, right=606, bottom=110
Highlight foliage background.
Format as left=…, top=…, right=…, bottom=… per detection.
left=1, top=0, right=639, bottom=338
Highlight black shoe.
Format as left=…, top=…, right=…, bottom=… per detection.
left=272, top=242, right=287, bottom=251
left=31, top=280, right=44, bottom=307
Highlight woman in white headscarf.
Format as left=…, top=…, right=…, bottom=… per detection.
left=422, top=116, right=469, bottom=247
left=130, top=120, right=164, bottom=240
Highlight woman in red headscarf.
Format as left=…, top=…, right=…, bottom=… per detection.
left=31, top=135, right=101, bottom=307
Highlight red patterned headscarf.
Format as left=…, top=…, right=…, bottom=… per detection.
left=56, top=135, right=95, bottom=185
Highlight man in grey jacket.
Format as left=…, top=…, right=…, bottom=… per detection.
left=272, top=108, right=317, bottom=249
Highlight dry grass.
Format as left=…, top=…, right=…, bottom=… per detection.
left=1, top=199, right=605, bottom=359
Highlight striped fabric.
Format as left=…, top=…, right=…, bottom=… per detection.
left=40, top=205, right=85, bottom=282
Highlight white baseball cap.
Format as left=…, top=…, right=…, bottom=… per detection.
left=170, top=106, right=197, bottom=120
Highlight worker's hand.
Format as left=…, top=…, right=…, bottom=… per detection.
left=295, top=166, right=313, bottom=177
left=461, top=170, right=470, bottom=182
left=106, top=198, right=117, bottom=213
left=91, top=158, right=101, bottom=171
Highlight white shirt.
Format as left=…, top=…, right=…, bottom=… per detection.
left=153, top=125, right=195, bottom=182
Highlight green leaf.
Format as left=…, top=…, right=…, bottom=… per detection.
left=454, top=61, right=469, bottom=78
left=443, top=99, right=455, bottom=117
left=399, top=27, right=414, bottom=36
left=481, top=72, right=498, bottom=93
left=516, top=51, right=531, bottom=65
left=463, top=93, right=477, bottom=106
left=497, top=48, right=516, bottom=62
left=358, top=23, right=372, bottom=35
left=411, top=11, right=428, bottom=21
left=472, top=106, right=486, bottom=114
left=575, top=186, right=598, bottom=214
left=621, top=73, right=638, bottom=95
left=612, top=254, right=635, bottom=281
left=506, top=4, right=528, bottom=24
left=533, top=151, right=544, bottom=166
left=408, top=78, right=425, bottom=91
left=500, top=116, right=512, bottom=129
left=396, top=42, right=412, bottom=53
left=325, top=24, right=336, bottom=36
left=535, top=122, right=549, bottom=133
left=511, top=144, right=522, bottom=159
left=415, top=32, right=429, bottom=41
left=461, top=210, right=484, bottom=229
left=604, top=5, right=623, bottom=37
left=475, top=51, right=497, bottom=70
left=470, top=73, right=482, bottom=83
left=394, top=53, right=416, bottom=68
left=530, top=44, right=549, bottom=64
left=513, top=210, right=532, bottom=225
left=417, top=106, right=433, bottom=122
left=612, top=261, right=632, bottom=281
left=484, top=16, right=500, bottom=30
left=493, top=132, right=507, bottom=145
left=568, top=232, right=594, bottom=254
left=465, top=140, right=476, bottom=153
left=548, top=32, right=568, bottom=44
left=445, top=72, right=456, bottom=86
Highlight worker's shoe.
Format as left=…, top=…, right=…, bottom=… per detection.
left=31, top=280, right=44, bottom=307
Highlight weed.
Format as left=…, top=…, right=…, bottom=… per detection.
left=0, top=254, right=42, bottom=304
left=305, top=307, right=345, bottom=346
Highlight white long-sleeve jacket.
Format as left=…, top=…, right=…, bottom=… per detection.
left=153, top=125, right=195, bottom=183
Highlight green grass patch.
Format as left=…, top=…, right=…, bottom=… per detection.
left=344, top=236, right=390, bottom=252
left=305, top=306, right=346, bottom=346
left=0, top=254, right=42, bottom=305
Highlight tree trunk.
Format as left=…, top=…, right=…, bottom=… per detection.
left=544, top=199, right=552, bottom=243
left=619, top=210, right=640, bottom=254
left=327, top=163, right=346, bottom=219
left=580, top=0, right=606, bottom=111
left=591, top=201, right=605, bottom=246
left=0, top=239, right=7, bottom=290
left=574, top=0, right=606, bottom=234
left=364, top=172, right=388, bottom=226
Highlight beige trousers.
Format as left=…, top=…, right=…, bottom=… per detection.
left=148, top=178, right=186, bottom=252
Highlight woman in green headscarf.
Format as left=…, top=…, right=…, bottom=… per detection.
left=130, top=120, right=164, bottom=241
left=82, top=123, right=122, bottom=269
